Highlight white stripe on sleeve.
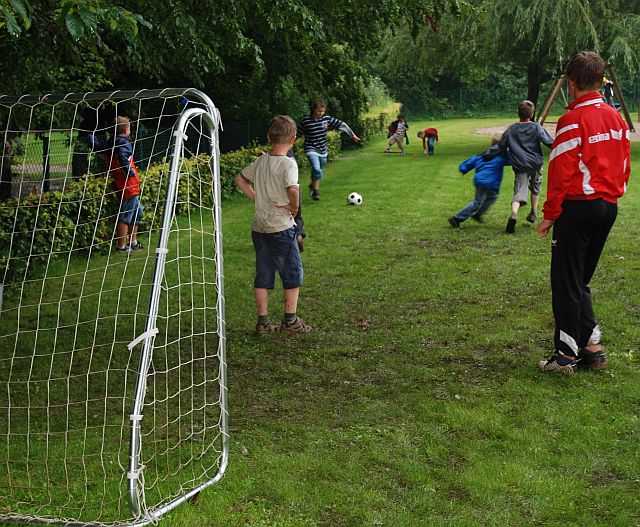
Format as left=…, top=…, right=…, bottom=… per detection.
left=549, top=137, right=581, bottom=161
left=555, top=123, right=579, bottom=138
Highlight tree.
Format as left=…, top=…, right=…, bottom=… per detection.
left=1, top=0, right=458, bottom=128
left=370, top=0, right=640, bottom=114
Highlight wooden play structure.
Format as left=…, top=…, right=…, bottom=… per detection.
left=536, top=64, right=636, bottom=132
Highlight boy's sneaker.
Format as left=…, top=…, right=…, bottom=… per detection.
left=255, top=321, right=278, bottom=335
left=130, top=242, right=144, bottom=252
left=506, top=214, right=517, bottom=234
left=577, top=348, right=608, bottom=370
left=526, top=211, right=537, bottom=223
left=384, top=148, right=390, bottom=153
left=296, top=234, right=305, bottom=252
left=538, top=354, right=578, bottom=375
left=280, top=317, right=312, bottom=334
left=471, top=214, right=484, bottom=223
left=448, top=216, right=461, bottom=228
left=308, top=184, right=320, bottom=201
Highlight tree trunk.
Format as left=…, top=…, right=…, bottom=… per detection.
left=527, top=62, right=541, bottom=107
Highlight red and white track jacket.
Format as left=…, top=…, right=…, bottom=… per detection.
left=543, top=92, right=631, bottom=220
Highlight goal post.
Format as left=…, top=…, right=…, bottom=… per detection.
left=0, top=89, right=229, bottom=526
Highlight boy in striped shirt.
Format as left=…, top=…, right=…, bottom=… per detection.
left=297, top=100, right=360, bottom=201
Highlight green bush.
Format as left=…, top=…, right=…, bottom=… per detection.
left=0, top=175, right=115, bottom=284
left=0, top=134, right=351, bottom=285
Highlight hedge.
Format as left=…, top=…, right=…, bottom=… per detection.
left=0, top=127, right=365, bottom=284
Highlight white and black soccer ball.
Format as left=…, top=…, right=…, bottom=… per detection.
left=347, top=192, right=363, bottom=206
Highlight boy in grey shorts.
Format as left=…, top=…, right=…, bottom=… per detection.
left=501, top=100, right=553, bottom=233
left=235, top=115, right=312, bottom=335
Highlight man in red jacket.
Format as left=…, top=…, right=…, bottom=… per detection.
left=537, top=51, right=631, bottom=374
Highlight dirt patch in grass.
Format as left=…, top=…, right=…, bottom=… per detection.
left=475, top=123, right=640, bottom=141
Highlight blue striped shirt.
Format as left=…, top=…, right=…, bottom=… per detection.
left=298, top=115, right=355, bottom=155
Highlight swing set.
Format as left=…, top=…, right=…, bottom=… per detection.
left=536, top=64, right=636, bottom=132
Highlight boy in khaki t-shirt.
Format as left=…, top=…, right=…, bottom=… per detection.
left=235, top=115, right=312, bottom=335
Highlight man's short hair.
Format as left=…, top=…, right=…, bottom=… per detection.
left=311, top=99, right=326, bottom=112
left=566, top=51, right=605, bottom=91
left=267, top=115, right=296, bottom=145
left=114, top=116, right=130, bottom=135
left=517, top=100, right=535, bottom=121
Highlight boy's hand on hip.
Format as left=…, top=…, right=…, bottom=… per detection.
left=277, top=204, right=298, bottom=217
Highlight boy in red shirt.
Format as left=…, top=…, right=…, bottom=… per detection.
left=88, top=116, right=144, bottom=253
left=537, top=52, right=631, bottom=374
left=417, top=127, right=438, bottom=157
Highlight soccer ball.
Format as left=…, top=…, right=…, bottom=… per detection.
left=347, top=192, right=363, bottom=206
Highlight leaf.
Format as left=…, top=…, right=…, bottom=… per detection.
left=65, top=11, right=85, bottom=40
left=2, top=8, right=21, bottom=37
left=9, top=0, right=29, bottom=28
left=78, top=6, right=98, bottom=34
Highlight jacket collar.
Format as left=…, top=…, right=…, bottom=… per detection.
left=566, top=91, right=604, bottom=110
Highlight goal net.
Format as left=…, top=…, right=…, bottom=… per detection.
left=0, top=89, right=229, bottom=526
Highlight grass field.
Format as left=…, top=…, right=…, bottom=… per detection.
left=185, top=116, right=640, bottom=527
left=2, top=116, right=639, bottom=526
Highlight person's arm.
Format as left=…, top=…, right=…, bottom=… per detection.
left=458, top=155, right=479, bottom=174
left=116, top=138, right=136, bottom=177
left=82, top=133, right=106, bottom=151
left=234, top=173, right=256, bottom=201
left=435, top=129, right=439, bottom=142
left=284, top=185, right=299, bottom=218
left=329, top=116, right=361, bottom=142
left=540, top=117, right=580, bottom=226
left=538, top=124, right=554, bottom=148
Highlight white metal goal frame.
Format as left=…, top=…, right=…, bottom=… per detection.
left=0, top=88, right=229, bottom=526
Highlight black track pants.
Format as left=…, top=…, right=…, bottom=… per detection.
left=551, top=199, right=617, bottom=356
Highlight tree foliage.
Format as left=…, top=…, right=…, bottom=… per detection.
left=3, top=0, right=638, bottom=124
left=0, top=0, right=455, bottom=125
left=373, top=0, right=640, bottom=111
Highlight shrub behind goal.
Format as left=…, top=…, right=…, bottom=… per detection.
left=0, top=89, right=228, bottom=526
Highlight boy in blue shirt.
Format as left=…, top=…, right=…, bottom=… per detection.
left=448, top=135, right=511, bottom=227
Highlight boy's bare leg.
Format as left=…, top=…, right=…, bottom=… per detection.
left=281, top=287, right=311, bottom=332
left=530, top=194, right=539, bottom=214
left=116, top=221, right=129, bottom=249
left=283, top=287, right=299, bottom=314
left=129, top=224, right=139, bottom=246
left=254, top=288, right=269, bottom=317
left=511, top=201, right=521, bottom=216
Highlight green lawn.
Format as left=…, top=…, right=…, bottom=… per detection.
left=193, top=116, right=639, bottom=527
left=2, top=116, right=639, bottom=526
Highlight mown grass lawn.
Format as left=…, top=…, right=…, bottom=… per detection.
left=157, top=116, right=640, bottom=527
left=2, top=115, right=638, bottom=527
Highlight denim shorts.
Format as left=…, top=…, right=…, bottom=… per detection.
left=252, top=227, right=303, bottom=289
left=119, top=195, right=144, bottom=225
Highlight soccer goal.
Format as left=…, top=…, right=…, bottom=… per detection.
left=0, top=89, right=228, bottom=526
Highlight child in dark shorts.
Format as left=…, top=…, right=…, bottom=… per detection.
left=86, top=115, right=144, bottom=253
left=235, top=115, right=312, bottom=335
